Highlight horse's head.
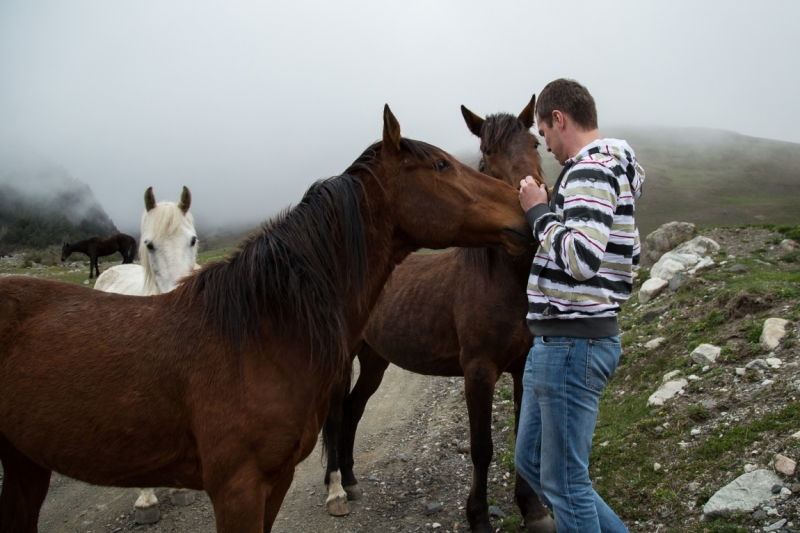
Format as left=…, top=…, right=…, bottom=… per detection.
left=376, top=105, right=532, bottom=255
left=461, top=94, right=545, bottom=190
left=140, top=186, right=198, bottom=294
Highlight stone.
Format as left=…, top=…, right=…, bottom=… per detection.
left=761, top=318, right=789, bottom=351
left=645, top=337, right=666, bottom=349
left=673, top=236, right=720, bottom=257
left=689, top=482, right=700, bottom=491
left=639, top=278, right=669, bottom=303
left=746, top=359, right=769, bottom=370
left=727, top=264, right=747, bottom=272
left=488, top=505, right=506, bottom=518
left=669, top=272, right=689, bottom=291
left=651, top=257, right=687, bottom=283
left=688, top=256, right=715, bottom=275
left=781, top=487, right=792, bottom=500
left=744, top=464, right=758, bottom=473
left=775, top=454, right=797, bottom=476
left=663, top=370, right=682, bottom=383
left=641, top=222, right=696, bottom=266
left=764, top=518, right=787, bottom=532
left=736, top=367, right=746, bottom=376
left=752, top=509, right=768, bottom=520
left=642, top=306, right=670, bottom=323
left=691, top=344, right=721, bottom=366
left=425, top=501, right=443, bottom=515
left=780, top=239, right=799, bottom=252
left=654, top=463, right=662, bottom=471
left=702, top=469, right=783, bottom=518
left=648, top=379, right=689, bottom=406
left=766, top=357, right=782, bottom=368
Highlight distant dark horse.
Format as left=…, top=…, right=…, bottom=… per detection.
left=322, top=96, right=556, bottom=533
left=61, top=234, right=137, bottom=278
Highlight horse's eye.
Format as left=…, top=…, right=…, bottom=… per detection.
left=146, top=242, right=155, bottom=251
left=484, top=149, right=494, bottom=157
left=190, top=236, right=197, bottom=247
left=435, top=159, right=449, bottom=172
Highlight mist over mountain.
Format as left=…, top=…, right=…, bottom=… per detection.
left=0, top=151, right=119, bottom=254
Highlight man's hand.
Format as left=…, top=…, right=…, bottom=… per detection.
left=518, top=176, right=548, bottom=212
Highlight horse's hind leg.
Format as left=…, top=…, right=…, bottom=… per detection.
left=511, top=370, right=555, bottom=533
left=462, top=358, right=500, bottom=533
left=340, top=344, right=389, bottom=499
left=0, top=434, right=52, bottom=533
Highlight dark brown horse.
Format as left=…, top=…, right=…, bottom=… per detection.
left=0, top=105, right=533, bottom=533
left=61, top=233, right=137, bottom=278
left=322, top=96, right=556, bottom=533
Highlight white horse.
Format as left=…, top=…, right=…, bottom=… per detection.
left=94, top=185, right=199, bottom=524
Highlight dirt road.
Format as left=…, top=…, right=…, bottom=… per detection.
left=31, top=364, right=520, bottom=533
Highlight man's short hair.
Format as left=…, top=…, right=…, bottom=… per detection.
left=535, top=79, right=598, bottom=130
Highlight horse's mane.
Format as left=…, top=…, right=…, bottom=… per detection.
left=179, top=174, right=370, bottom=374
left=480, top=112, right=532, bottom=152
left=139, top=202, right=196, bottom=296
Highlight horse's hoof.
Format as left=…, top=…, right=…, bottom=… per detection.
left=525, top=514, right=557, bottom=533
left=327, top=495, right=351, bottom=516
left=171, top=489, right=195, bottom=506
left=134, top=504, right=161, bottom=525
left=344, top=484, right=363, bottom=501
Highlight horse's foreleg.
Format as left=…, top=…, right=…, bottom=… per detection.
left=262, top=467, right=294, bottom=533
left=207, top=470, right=268, bottom=533
left=512, top=370, right=556, bottom=533
left=0, top=434, right=52, bottom=533
left=462, top=359, right=500, bottom=533
left=340, top=344, right=390, bottom=499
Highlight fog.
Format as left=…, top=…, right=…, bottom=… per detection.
left=1, top=0, right=798, bottom=234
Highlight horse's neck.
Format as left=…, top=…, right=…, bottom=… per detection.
left=340, top=170, right=408, bottom=344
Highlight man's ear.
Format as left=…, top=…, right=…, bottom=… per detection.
left=518, top=94, right=535, bottom=129
left=552, top=110, right=566, bottom=129
left=460, top=105, right=485, bottom=138
left=383, top=104, right=402, bottom=153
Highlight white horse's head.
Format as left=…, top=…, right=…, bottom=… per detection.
left=140, top=186, right=198, bottom=294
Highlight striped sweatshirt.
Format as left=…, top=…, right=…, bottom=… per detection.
left=524, top=138, right=645, bottom=338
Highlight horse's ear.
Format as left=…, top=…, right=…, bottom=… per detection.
left=518, top=94, right=536, bottom=130
left=144, top=187, right=157, bottom=212
left=178, top=186, right=191, bottom=214
left=382, top=104, right=402, bottom=153
left=461, top=105, right=485, bottom=138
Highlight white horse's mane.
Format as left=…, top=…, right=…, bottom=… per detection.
left=140, top=202, right=196, bottom=296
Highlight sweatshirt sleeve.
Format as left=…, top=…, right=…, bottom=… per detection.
left=529, top=166, right=617, bottom=281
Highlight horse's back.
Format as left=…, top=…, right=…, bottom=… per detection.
left=95, top=264, right=148, bottom=295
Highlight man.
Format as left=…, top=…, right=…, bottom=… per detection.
left=515, top=78, right=644, bottom=533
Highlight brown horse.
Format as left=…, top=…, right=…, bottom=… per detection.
left=0, top=105, right=533, bottom=533
left=61, top=233, right=137, bottom=278
left=322, top=96, right=556, bottom=533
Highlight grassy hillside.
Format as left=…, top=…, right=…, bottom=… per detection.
left=538, top=128, right=800, bottom=237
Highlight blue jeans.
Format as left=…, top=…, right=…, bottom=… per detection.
left=515, top=336, right=628, bottom=533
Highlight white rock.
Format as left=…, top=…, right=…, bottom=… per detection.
left=792, top=430, right=800, bottom=440
left=781, top=487, right=792, bottom=500
left=651, top=257, right=687, bottom=283
left=654, top=463, right=662, bottom=472
left=688, top=482, right=700, bottom=491
left=766, top=518, right=788, bottom=531
left=639, top=278, right=669, bottom=303
left=688, top=374, right=701, bottom=381
left=736, top=368, right=746, bottom=376
left=642, top=222, right=697, bottom=265
left=688, top=256, right=715, bottom=275
left=780, top=239, right=799, bottom=252
left=767, top=357, right=782, bottom=368
left=673, top=236, right=721, bottom=257
left=702, top=469, right=783, bottom=518
left=648, top=379, right=689, bottom=406
left=762, top=379, right=775, bottom=388
left=761, top=318, right=789, bottom=351
left=775, top=454, right=797, bottom=476
left=645, top=337, right=666, bottom=349
left=691, top=428, right=701, bottom=436
left=744, top=464, right=758, bottom=473
left=663, top=370, right=682, bottom=383
left=691, top=344, right=721, bottom=366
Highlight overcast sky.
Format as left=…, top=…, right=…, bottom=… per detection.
left=1, top=0, right=798, bottom=234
